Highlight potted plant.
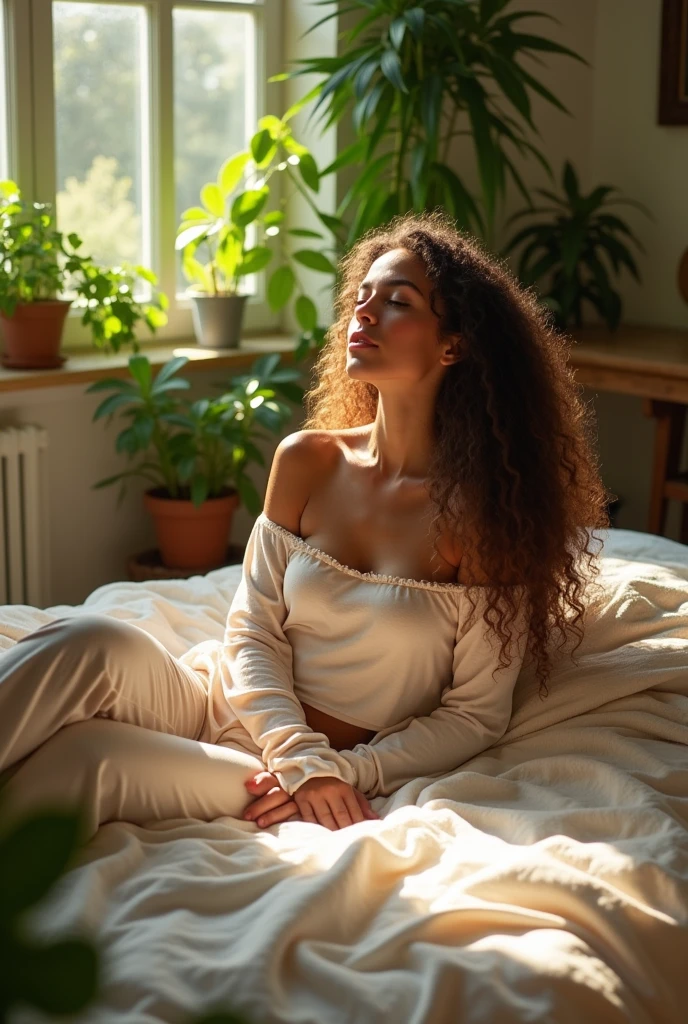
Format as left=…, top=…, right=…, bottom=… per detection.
left=175, top=114, right=337, bottom=352
left=0, top=180, right=168, bottom=369
left=277, top=0, right=587, bottom=249
left=86, top=351, right=304, bottom=569
left=502, top=160, right=652, bottom=330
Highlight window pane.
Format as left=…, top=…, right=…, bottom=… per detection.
left=173, top=5, right=256, bottom=296
left=53, top=2, right=148, bottom=272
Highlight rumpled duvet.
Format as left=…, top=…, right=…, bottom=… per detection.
left=2, top=527, right=687, bottom=1024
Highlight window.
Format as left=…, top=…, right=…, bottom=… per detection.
left=9, top=0, right=282, bottom=349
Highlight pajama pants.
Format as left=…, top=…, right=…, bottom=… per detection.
left=0, top=614, right=272, bottom=842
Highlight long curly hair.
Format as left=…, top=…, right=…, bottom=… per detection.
left=303, top=210, right=611, bottom=698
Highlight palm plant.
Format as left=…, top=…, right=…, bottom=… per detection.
left=502, top=160, right=652, bottom=330
left=276, top=0, right=586, bottom=248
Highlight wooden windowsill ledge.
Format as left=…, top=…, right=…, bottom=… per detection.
left=0, top=333, right=301, bottom=393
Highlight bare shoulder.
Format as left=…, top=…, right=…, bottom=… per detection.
left=263, top=429, right=343, bottom=535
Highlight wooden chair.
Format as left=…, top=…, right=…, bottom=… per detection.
left=643, top=399, right=688, bottom=543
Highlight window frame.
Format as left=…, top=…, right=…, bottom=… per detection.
left=5, top=0, right=285, bottom=350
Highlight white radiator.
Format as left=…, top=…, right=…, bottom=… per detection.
left=0, top=425, right=50, bottom=606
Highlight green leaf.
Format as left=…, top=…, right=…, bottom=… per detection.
left=251, top=352, right=282, bottom=380
left=181, top=206, right=209, bottom=222
left=361, top=106, right=390, bottom=169
left=201, top=183, right=224, bottom=218
left=237, top=245, right=272, bottom=276
left=517, top=62, right=571, bottom=116
left=560, top=219, right=587, bottom=278
left=254, top=402, right=284, bottom=433
left=92, top=391, right=140, bottom=421
left=298, top=152, right=320, bottom=193
left=267, top=265, right=295, bottom=311
left=320, top=138, right=367, bottom=177
left=191, top=475, right=209, bottom=507
left=460, top=77, right=500, bottom=223
left=0, top=811, right=82, bottom=917
left=506, top=32, right=588, bottom=66
left=389, top=17, right=406, bottom=50
left=175, top=222, right=210, bottom=252
left=128, top=354, right=153, bottom=394
left=353, top=80, right=385, bottom=134
left=282, top=82, right=324, bottom=122
left=231, top=188, right=269, bottom=228
left=295, top=295, right=317, bottom=331
left=218, top=152, right=250, bottom=197
left=9, top=939, right=99, bottom=1014
left=380, top=49, right=408, bottom=93
left=420, top=75, right=443, bottom=154
left=264, top=210, right=285, bottom=228
left=273, top=381, right=304, bottom=404
left=487, top=53, right=533, bottom=126
left=287, top=228, right=323, bottom=239
left=562, top=161, right=580, bottom=203
left=292, top=249, right=337, bottom=274
left=251, top=128, right=274, bottom=165
left=85, top=377, right=138, bottom=395
left=404, top=7, right=426, bottom=40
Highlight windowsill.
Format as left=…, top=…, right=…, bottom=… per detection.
left=0, top=332, right=301, bottom=393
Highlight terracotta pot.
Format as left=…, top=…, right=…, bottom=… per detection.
left=0, top=299, right=71, bottom=369
left=144, top=487, right=240, bottom=570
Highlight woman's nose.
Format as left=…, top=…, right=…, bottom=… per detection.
left=357, top=304, right=377, bottom=324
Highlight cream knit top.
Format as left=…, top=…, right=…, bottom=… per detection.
left=221, top=513, right=531, bottom=800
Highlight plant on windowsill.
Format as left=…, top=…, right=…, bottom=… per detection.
left=502, top=160, right=653, bottom=330
left=0, top=180, right=168, bottom=371
left=175, top=113, right=338, bottom=356
left=86, top=351, right=304, bottom=570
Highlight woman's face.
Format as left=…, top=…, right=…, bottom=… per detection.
left=345, top=247, right=459, bottom=384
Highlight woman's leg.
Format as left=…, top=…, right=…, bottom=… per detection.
left=0, top=614, right=267, bottom=840
left=0, top=614, right=211, bottom=772
left=0, top=718, right=265, bottom=843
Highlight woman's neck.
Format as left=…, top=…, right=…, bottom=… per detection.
left=366, top=393, right=436, bottom=482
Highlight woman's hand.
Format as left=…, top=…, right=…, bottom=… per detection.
left=242, top=771, right=300, bottom=827
left=242, top=771, right=379, bottom=830
left=293, top=776, right=379, bottom=830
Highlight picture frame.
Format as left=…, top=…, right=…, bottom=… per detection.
left=658, top=0, right=688, bottom=124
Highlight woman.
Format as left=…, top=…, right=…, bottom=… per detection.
left=0, top=212, right=609, bottom=840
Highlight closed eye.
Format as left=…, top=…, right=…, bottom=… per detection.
left=355, top=298, right=408, bottom=307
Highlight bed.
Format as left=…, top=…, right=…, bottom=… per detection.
left=2, top=526, right=687, bottom=1024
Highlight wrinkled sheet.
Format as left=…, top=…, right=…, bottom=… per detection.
left=3, top=527, right=688, bottom=1024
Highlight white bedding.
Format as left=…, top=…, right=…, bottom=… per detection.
left=4, top=527, right=688, bottom=1024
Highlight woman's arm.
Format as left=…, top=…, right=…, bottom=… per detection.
left=337, top=590, right=532, bottom=798
left=222, top=433, right=358, bottom=796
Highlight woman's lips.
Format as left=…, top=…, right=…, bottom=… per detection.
left=348, top=332, right=378, bottom=348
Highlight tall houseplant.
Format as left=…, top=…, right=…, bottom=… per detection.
left=503, top=160, right=652, bottom=330
left=86, top=352, right=304, bottom=569
left=0, top=180, right=168, bottom=369
left=277, top=0, right=586, bottom=249
left=176, top=115, right=337, bottom=352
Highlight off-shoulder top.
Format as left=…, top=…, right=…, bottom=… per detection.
left=221, top=513, right=531, bottom=800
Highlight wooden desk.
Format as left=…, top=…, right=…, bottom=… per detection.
left=569, top=325, right=688, bottom=541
